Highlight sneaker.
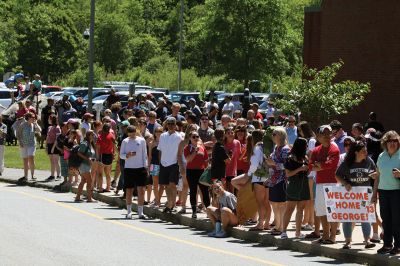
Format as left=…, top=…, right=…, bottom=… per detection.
left=55, top=176, right=62, bottom=180
left=370, top=238, right=380, bottom=243
left=31, top=177, right=37, bottom=181
left=178, top=208, right=186, bottom=214
left=377, top=246, right=393, bottom=254
left=215, top=230, right=228, bottom=238
left=280, top=232, right=288, bottom=239
left=111, top=180, right=116, bottom=188
left=126, top=213, right=133, bottom=219
left=46, top=176, right=55, bottom=182
left=191, top=213, right=197, bottom=219
left=390, top=247, right=400, bottom=255
left=144, top=201, right=149, bottom=206
left=207, top=231, right=217, bottom=237
left=138, top=215, right=147, bottom=220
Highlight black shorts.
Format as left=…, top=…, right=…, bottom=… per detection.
left=146, top=174, right=153, bottom=186
left=159, top=164, right=179, bottom=185
left=47, top=143, right=59, bottom=155
left=269, top=181, right=287, bottom=203
left=124, top=168, right=148, bottom=188
left=101, top=154, right=113, bottom=165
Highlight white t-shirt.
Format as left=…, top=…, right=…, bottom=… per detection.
left=158, top=131, right=183, bottom=167
left=222, top=102, right=234, bottom=117
left=120, top=136, right=148, bottom=169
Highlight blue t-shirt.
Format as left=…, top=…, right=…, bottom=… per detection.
left=377, top=150, right=400, bottom=190
left=286, top=126, right=298, bottom=145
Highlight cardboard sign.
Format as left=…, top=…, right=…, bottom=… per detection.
left=323, top=186, right=376, bottom=223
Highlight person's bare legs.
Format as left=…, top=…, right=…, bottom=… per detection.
left=179, top=176, right=188, bottom=210
left=282, top=201, right=297, bottom=234
left=221, top=207, right=238, bottom=231
left=271, top=202, right=286, bottom=232
left=264, top=188, right=272, bottom=229
left=253, top=184, right=267, bottom=229
left=231, top=174, right=249, bottom=191
left=23, top=157, right=29, bottom=178
left=295, top=201, right=306, bottom=236
left=28, top=156, right=35, bottom=179
left=52, top=154, right=60, bottom=177
left=152, top=175, right=160, bottom=206
left=206, top=206, right=219, bottom=227
left=49, top=154, right=55, bottom=177
left=113, top=158, right=120, bottom=184
left=168, top=182, right=177, bottom=209
left=104, top=165, right=112, bottom=190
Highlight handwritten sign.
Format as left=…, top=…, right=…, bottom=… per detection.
left=323, top=186, right=376, bottom=223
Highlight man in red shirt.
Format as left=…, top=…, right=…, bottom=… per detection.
left=251, top=103, right=264, bottom=120
left=309, top=125, right=340, bottom=244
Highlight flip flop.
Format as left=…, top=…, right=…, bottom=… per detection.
left=249, top=227, right=264, bottom=232
left=321, top=239, right=336, bottom=245
left=305, top=232, right=321, bottom=239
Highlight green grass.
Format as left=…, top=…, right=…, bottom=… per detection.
left=5, top=145, right=51, bottom=170
left=4, top=145, right=118, bottom=173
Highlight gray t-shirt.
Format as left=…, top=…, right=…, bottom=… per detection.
left=336, top=157, right=376, bottom=186
left=198, top=127, right=214, bottom=143
left=219, top=191, right=237, bottom=211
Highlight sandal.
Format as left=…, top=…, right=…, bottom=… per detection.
left=305, top=232, right=321, bottom=239
left=365, top=242, right=376, bottom=249
left=249, top=227, right=264, bottom=232
left=312, top=238, right=324, bottom=244
left=321, top=239, right=336, bottom=245
left=343, top=243, right=351, bottom=249
left=270, top=229, right=282, bottom=236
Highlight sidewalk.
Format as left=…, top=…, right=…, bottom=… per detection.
left=1, top=167, right=399, bottom=265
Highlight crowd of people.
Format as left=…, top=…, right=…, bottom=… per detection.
left=5, top=87, right=400, bottom=255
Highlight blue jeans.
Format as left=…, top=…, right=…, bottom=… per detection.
left=342, top=222, right=371, bottom=239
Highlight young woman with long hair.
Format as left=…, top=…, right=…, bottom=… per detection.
left=281, top=137, right=310, bottom=239
left=148, top=126, right=164, bottom=207
left=46, top=114, right=61, bottom=181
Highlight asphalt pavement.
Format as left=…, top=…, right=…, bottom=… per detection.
left=0, top=183, right=360, bottom=266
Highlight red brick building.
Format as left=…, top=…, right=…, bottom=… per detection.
left=303, top=0, right=400, bottom=131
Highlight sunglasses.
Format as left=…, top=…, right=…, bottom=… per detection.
left=192, top=135, right=200, bottom=139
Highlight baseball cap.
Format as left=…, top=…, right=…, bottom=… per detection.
left=83, top=113, right=94, bottom=118
left=317, top=125, right=332, bottom=134
left=189, top=98, right=196, bottom=102
left=121, top=120, right=130, bottom=127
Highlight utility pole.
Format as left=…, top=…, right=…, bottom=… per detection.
left=87, top=0, right=95, bottom=112
left=177, top=0, right=184, bottom=91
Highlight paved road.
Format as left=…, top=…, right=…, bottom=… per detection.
left=0, top=183, right=360, bottom=266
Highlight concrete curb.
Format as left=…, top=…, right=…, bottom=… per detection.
left=2, top=177, right=400, bottom=265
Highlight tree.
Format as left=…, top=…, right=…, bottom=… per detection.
left=187, top=0, right=291, bottom=86
left=276, top=61, right=371, bottom=126
left=95, top=14, right=133, bottom=73
left=15, top=4, right=82, bottom=81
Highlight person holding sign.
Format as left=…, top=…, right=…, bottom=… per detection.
left=309, top=125, right=340, bottom=244
left=375, top=131, right=400, bottom=255
left=336, top=141, right=377, bottom=249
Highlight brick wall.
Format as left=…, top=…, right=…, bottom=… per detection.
left=303, top=0, right=400, bottom=132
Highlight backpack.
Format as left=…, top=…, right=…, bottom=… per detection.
left=68, top=143, right=89, bottom=168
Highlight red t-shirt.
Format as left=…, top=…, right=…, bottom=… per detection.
left=224, top=139, right=241, bottom=177
left=236, top=140, right=249, bottom=172
left=16, top=108, right=28, bottom=118
left=255, top=112, right=263, bottom=120
left=309, top=143, right=340, bottom=184
left=184, top=144, right=208, bottom=169
left=97, top=131, right=115, bottom=154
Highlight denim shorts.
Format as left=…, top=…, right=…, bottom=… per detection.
left=150, top=164, right=160, bottom=176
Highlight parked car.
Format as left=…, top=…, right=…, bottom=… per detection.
left=170, top=91, right=201, bottom=106
left=0, top=88, right=16, bottom=108
left=41, top=85, right=62, bottom=94
left=83, top=88, right=110, bottom=105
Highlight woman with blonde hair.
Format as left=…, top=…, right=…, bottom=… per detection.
left=266, top=126, right=290, bottom=235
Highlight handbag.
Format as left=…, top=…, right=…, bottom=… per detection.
left=199, top=167, right=212, bottom=186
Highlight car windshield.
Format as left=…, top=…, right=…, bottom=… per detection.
left=92, top=94, right=109, bottom=101
left=170, top=94, right=182, bottom=102
left=259, top=101, right=270, bottom=109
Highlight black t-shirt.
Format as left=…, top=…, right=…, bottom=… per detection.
left=211, top=142, right=229, bottom=180
left=336, top=157, right=376, bottom=186
left=284, top=156, right=308, bottom=180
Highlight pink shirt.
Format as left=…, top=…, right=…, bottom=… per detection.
left=224, top=139, right=241, bottom=177
left=46, top=126, right=61, bottom=144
